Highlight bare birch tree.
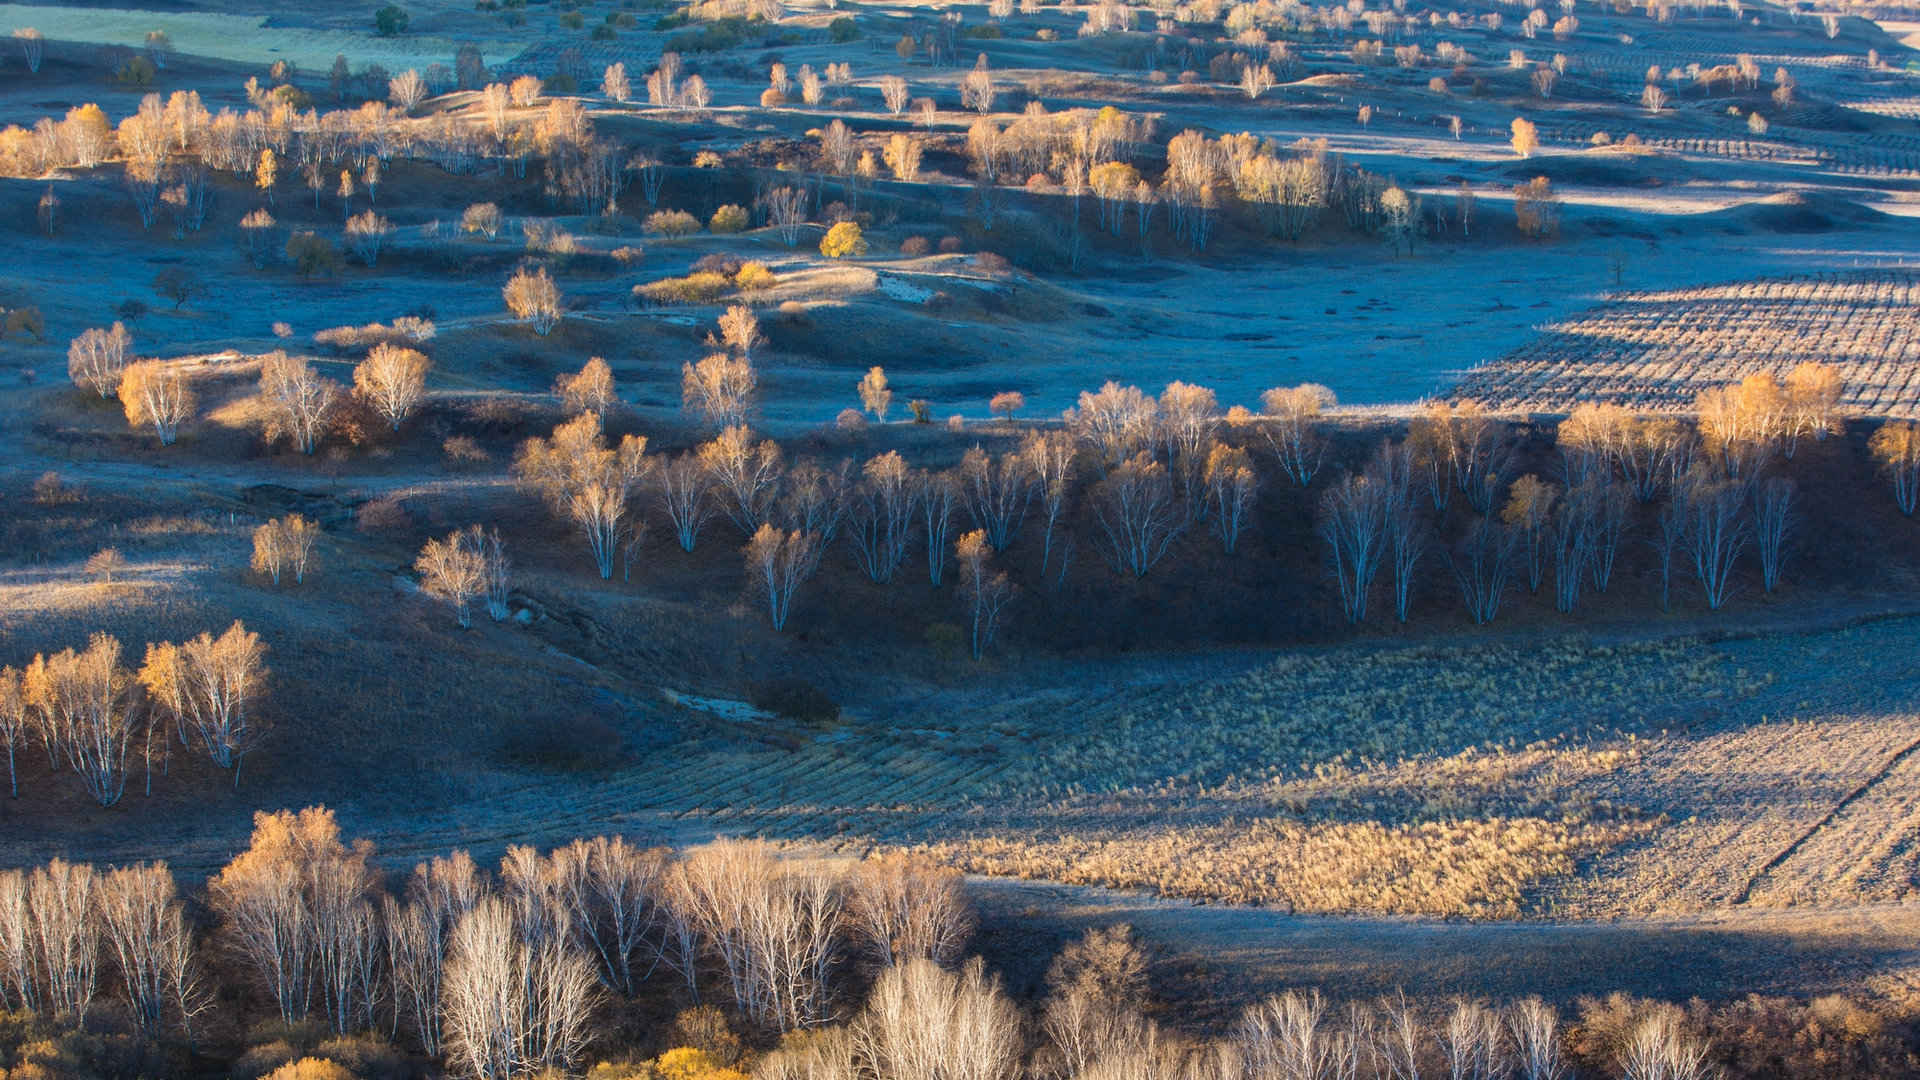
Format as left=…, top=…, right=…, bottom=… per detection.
left=1092, top=454, right=1181, bottom=578
left=845, top=853, right=973, bottom=970
left=0, top=668, right=27, bottom=799
left=1753, top=476, right=1793, bottom=593
left=846, top=452, right=915, bottom=583
left=251, top=514, right=319, bottom=586
left=1067, top=382, right=1156, bottom=463
left=387, top=851, right=482, bottom=1055
left=958, top=447, right=1031, bottom=551
left=418, top=526, right=489, bottom=628
left=1319, top=471, right=1385, bottom=623
left=1448, top=516, right=1515, bottom=624
left=24, top=634, right=138, bottom=807
left=1204, top=443, right=1258, bottom=554
left=1681, top=468, right=1748, bottom=610
left=556, top=356, right=616, bottom=417
left=850, top=957, right=1022, bottom=1080
left=655, top=452, right=718, bottom=553
left=1869, top=420, right=1920, bottom=515
left=119, top=359, right=195, bottom=445
left=1503, top=474, right=1557, bottom=595
left=260, top=352, right=341, bottom=455
left=1509, top=997, right=1565, bottom=1080
left=0, top=870, right=34, bottom=1013
left=1261, top=383, right=1335, bottom=485
left=353, top=344, right=430, bottom=430
left=1021, top=430, right=1077, bottom=576
left=550, top=837, right=664, bottom=996
left=919, top=469, right=959, bottom=586
left=137, top=621, right=268, bottom=782
left=746, top=525, right=819, bottom=630
left=209, top=808, right=373, bottom=1027
left=955, top=531, right=1014, bottom=658
left=514, top=413, right=650, bottom=579
left=68, top=323, right=133, bottom=398
left=700, top=425, right=784, bottom=534
left=682, top=353, right=756, bottom=430
left=1157, top=382, right=1218, bottom=521
left=28, top=859, right=99, bottom=1021
left=1375, top=441, right=1425, bottom=623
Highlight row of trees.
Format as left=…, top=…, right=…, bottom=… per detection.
left=494, top=354, right=1918, bottom=639
left=67, top=313, right=1912, bottom=639
left=759, top=964, right=1719, bottom=1080
left=0, top=623, right=268, bottom=806
left=0, top=809, right=973, bottom=1077
left=1317, top=429, right=1799, bottom=626
left=3, top=67, right=1547, bottom=275
left=0, top=815, right=1740, bottom=1080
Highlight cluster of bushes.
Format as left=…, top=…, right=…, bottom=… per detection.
left=313, top=317, right=436, bottom=352
left=635, top=255, right=777, bottom=304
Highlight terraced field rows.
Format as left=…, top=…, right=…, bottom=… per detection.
left=1554, top=713, right=1918, bottom=914
left=1452, top=272, right=1920, bottom=416
left=1743, top=732, right=1920, bottom=906
left=13, top=716, right=1002, bottom=876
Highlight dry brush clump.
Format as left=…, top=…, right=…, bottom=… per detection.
left=920, top=742, right=1650, bottom=916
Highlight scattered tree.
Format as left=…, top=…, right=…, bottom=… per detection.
left=462, top=202, right=504, bottom=239
left=1260, top=383, right=1336, bottom=485
left=718, top=304, right=763, bottom=360
left=1510, top=116, right=1538, bottom=157
left=504, top=266, right=563, bottom=335
left=259, top=353, right=341, bottom=454
left=1870, top=420, right=1920, bottom=515
left=1753, top=477, right=1793, bottom=593
left=700, top=425, right=783, bottom=534
left=557, top=356, right=616, bottom=417
left=820, top=221, right=868, bottom=258
left=859, top=367, right=893, bottom=422
left=118, top=360, right=194, bottom=445
left=417, top=526, right=489, bottom=628
left=1204, top=443, right=1258, bottom=554
left=24, top=634, right=139, bottom=807
left=352, top=343, right=430, bottom=430
left=250, top=514, right=320, bottom=586
left=137, top=622, right=268, bottom=781
left=745, top=525, right=818, bottom=630
left=515, top=413, right=650, bottom=579
left=344, top=211, right=393, bottom=266
left=682, top=353, right=756, bottom=429
left=68, top=324, right=133, bottom=398
left=955, top=531, right=1014, bottom=658
left=1092, top=453, right=1181, bottom=578
left=1320, top=470, right=1386, bottom=623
